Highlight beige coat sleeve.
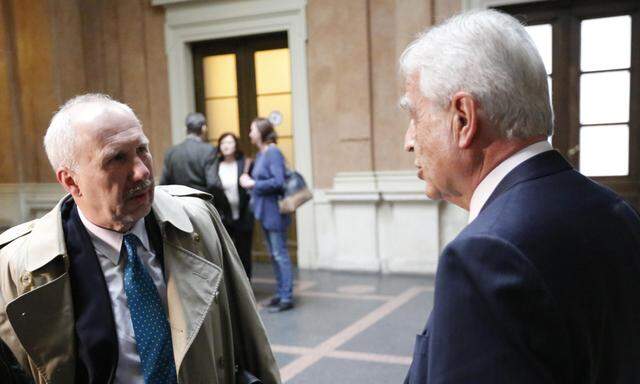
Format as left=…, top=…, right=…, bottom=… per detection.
left=204, top=200, right=282, bottom=384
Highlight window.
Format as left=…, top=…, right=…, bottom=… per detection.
left=498, top=0, right=640, bottom=209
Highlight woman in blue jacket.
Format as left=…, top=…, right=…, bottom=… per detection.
left=240, top=117, right=294, bottom=312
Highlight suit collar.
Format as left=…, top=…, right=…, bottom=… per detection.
left=469, top=141, right=552, bottom=223
left=185, top=134, right=203, bottom=142
left=480, top=150, right=573, bottom=215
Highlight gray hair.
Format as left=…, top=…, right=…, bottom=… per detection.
left=185, top=112, right=206, bottom=135
left=43, top=93, right=139, bottom=171
left=399, top=9, right=553, bottom=139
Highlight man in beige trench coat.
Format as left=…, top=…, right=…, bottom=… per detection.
left=0, top=94, right=280, bottom=384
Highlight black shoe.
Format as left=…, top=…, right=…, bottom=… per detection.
left=268, top=301, right=294, bottom=313
left=260, top=296, right=280, bottom=308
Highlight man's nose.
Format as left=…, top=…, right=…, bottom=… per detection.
left=404, top=120, right=416, bottom=152
left=132, top=156, right=151, bottom=180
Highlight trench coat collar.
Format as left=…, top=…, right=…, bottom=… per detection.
left=24, top=188, right=195, bottom=273
left=151, top=187, right=195, bottom=234
left=25, top=195, right=69, bottom=272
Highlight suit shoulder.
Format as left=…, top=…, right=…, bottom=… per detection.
left=0, top=220, right=36, bottom=249
left=445, top=232, right=520, bottom=258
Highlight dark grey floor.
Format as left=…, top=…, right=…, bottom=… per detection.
left=251, top=263, right=435, bottom=384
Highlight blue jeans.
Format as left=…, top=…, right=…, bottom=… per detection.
left=263, top=228, right=293, bottom=303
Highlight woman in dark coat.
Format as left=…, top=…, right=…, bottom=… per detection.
left=211, top=132, right=255, bottom=279
left=240, top=118, right=294, bottom=312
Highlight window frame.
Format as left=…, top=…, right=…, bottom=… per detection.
left=498, top=0, right=640, bottom=208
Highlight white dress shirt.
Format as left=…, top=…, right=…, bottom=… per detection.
left=78, top=209, right=168, bottom=384
left=468, top=140, right=553, bottom=223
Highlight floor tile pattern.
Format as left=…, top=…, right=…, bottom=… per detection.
left=252, top=264, right=435, bottom=384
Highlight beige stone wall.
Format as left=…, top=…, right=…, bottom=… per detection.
left=306, top=0, right=374, bottom=188
left=0, top=0, right=462, bottom=190
left=0, top=0, right=171, bottom=184
left=307, top=0, right=461, bottom=188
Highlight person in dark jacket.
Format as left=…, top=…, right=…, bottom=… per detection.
left=240, top=118, right=293, bottom=313
left=400, top=10, right=640, bottom=384
left=211, top=132, right=255, bottom=279
left=160, top=112, right=217, bottom=192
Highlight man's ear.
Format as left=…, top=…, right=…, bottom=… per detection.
left=450, top=92, right=478, bottom=149
left=56, top=168, right=82, bottom=197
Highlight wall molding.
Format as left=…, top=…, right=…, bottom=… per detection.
left=0, top=183, right=65, bottom=228
left=312, top=170, right=467, bottom=274
left=463, top=0, right=548, bottom=10
left=323, top=171, right=431, bottom=203
left=156, top=0, right=318, bottom=267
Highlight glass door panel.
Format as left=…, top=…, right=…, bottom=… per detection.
left=202, top=54, right=240, bottom=143
left=254, top=48, right=294, bottom=166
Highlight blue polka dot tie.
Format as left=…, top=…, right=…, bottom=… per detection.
left=123, top=233, right=178, bottom=384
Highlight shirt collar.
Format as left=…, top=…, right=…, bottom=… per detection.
left=77, top=208, right=151, bottom=265
left=468, top=140, right=553, bottom=223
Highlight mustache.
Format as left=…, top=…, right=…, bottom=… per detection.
left=125, top=179, right=154, bottom=199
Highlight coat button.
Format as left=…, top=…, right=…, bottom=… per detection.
left=192, top=233, right=200, bottom=242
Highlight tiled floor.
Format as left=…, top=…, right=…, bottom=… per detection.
left=251, top=263, right=435, bottom=384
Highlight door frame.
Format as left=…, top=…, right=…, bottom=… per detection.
left=155, top=0, right=318, bottom=267
left=191, top=31, right=288, bottom=155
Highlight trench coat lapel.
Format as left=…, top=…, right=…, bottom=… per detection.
left=5, top=189, right=223, bottom=382
left=5, top=197, right=76, bottom=383
left=152, top=188, right=223, bottom=371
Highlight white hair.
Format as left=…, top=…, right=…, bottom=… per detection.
left=44, top=93, right=140, bottom=171
left=399, top=9, right=553, bottom=139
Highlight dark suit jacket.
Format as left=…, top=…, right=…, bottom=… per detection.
left=406, top=150, right=640, bottom=384
left=61, top=200, right=165, bottom=384
left=160, top=136, right=217, bottom=193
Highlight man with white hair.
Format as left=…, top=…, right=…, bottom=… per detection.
left=0, top=94, right=280, bottom=384
left=401, top=10, right=640, bottom=383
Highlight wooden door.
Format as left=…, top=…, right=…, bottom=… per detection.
left=192, top=32, right=298, bottom=263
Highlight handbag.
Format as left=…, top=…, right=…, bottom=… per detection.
left=278, top=169, right=313, bottom=214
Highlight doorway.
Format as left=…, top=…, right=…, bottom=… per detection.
left=192, top=32, right=298, bottom=263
